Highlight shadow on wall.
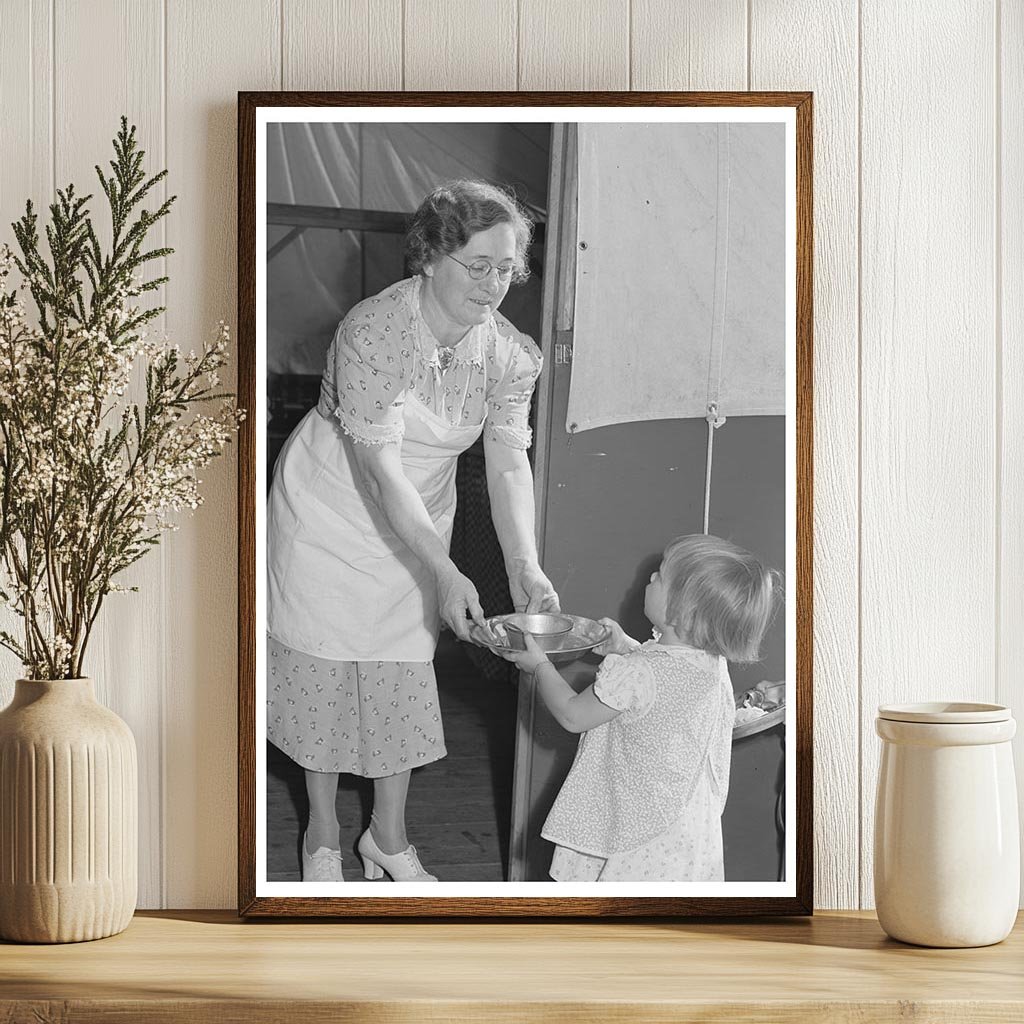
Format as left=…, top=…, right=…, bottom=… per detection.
left=529, top=411, right=787, bottom=882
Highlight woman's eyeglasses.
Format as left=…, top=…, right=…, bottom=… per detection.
left=446, top=253, right=515, bottom=282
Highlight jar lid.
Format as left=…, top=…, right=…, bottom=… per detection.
left=877, top=701, right=1011, bottom=724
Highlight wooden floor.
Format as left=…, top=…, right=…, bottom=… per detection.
left=266, top=633, right=517, bottom=882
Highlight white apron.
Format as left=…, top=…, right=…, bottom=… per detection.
left=267, top=392, right=484, bottom=661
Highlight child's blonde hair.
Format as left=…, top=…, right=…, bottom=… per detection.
left=661, top=534, right=779, bottom=662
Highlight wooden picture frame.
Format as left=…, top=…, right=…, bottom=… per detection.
left=238, top=91, right=813, bottom=917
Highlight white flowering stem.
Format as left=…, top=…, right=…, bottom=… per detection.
left=0, top=119, right=241, bottom=679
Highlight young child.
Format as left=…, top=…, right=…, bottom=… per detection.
left=501, top=534, right=779, bottom=882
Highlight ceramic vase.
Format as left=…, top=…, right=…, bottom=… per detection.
left=0, top=678, right=137, bottom=943
left=874, top=702, right=1019, bottom=948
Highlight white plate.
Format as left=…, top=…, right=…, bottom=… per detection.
left=733, top=703, right=785, bottom=739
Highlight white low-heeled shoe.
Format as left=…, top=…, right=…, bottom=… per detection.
left=357, top=828, right=438, bottom=882
left=301, top=831, right=344, bottom=882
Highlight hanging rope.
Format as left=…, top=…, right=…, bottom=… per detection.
left=703, top=402, right=727, bottom=534
left=702, top=125, right=732, bottom=535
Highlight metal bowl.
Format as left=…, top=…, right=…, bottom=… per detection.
left=470, top=614, right=611, bottom=664
left=501, top=612, right=574, bottom=652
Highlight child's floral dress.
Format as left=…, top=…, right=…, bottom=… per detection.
left=542, top=642, right=736, bottom=881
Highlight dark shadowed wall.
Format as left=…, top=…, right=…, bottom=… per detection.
left=523, top=344, right=787, bottom=879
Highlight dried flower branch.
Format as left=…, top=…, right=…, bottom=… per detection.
left=0, top=117, right=243, bottom=680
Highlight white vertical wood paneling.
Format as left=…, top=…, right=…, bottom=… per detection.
left=52, top=0, right=166, bottom=909
left=519, top=0, right=629, bottom=90
left=404, top=1, right=516, bottom=90
left=284, top=0, right=401, bottom=91
left=631, top=0, right=746, bottom=90
left=860, top=2, right=997, bottom=908
left=1000, top=0, right=1024, bottom=900
left=0, top=1, right=52, bottom=697
left=164, top=0, right=280, bottom=907
left=0, top=0, right=52, bottom=223
left=750, top=1, right=860, bottom=910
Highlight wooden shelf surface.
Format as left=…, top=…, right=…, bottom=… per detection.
left=1, top=910, right=1023, bottom=1022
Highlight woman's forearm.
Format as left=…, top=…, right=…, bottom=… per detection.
left=354, top=440, right=483, bottom=637
left=485, top=445, right=540, bottom=571
left=353, top=443, right=454, bottom=581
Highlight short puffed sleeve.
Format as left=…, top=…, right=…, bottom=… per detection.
left=485, top=317, right=543, bottom=449
left=330, top=291, right=414, bottom=446
left=593, top=652, right=657, bottom=714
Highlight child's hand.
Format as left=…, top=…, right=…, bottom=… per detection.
left=593, top=618, right=640, bottom=657
left=495, top=632, right=551, bottom=674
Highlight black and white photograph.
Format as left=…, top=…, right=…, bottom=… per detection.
left=240, top=95, right=812, bottom=916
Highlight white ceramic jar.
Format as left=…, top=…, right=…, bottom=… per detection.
left=874, top=702, right=1019, bottom=947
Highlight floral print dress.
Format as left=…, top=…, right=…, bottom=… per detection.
left=542, top=643, right=736, bottom=881
left=267, top=276, right=542, bottom=778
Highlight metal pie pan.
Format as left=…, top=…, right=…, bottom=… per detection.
left=470, top=613, right=612, bottom=664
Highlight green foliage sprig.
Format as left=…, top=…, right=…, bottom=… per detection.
left=0, top=117, right=243, bottom=679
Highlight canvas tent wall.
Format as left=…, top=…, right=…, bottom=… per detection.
left=266, top=121, right=551, bottom=377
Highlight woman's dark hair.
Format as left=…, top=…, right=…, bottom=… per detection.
left=405, top=179, right=534, bottom=284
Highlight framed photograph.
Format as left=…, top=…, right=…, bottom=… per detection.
left=238, top=91, right=813, bottom=917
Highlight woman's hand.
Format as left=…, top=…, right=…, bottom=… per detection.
left=483, top=441, right=559, bottom=614
left=508, top=561, right=560, bottom=614
left=494, top=632, right=551, bottom=674
left=436, top=565, right=485, bottom=641
left=593, top=617, right=641, bottom=657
